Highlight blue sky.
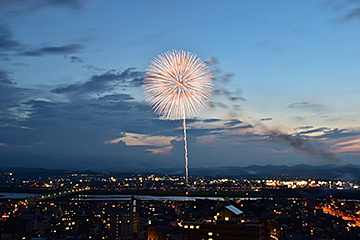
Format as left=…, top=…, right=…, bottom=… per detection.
left=1, top=0, right=360, bottom=171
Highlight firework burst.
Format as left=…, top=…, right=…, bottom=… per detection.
left=144, top=50, right=213, bottom=184
left=144, top=50, right=213, bottom=120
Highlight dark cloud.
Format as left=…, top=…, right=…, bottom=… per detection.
left=20, top=44, right=84, bottom=57
left=0, top=69, right=16, bottom=85
left=289, top=102, right=326, bottom=112
left=233, top=124, right=253, bottom=130
left=343, top=7, right=360, bottom=21
left=312, top=128, right=359, bottom=140
left=182, top=124, right=252, bottom=138
left=51, top=68, right=144, bottom=94
left=71, top=56, right=83, bottom=63
left=99, top=93, right=134, bottom=101
left=224, top=119, right=243, bottom=127
left=1, top=54, right=11, bottom=61
left=0, top=24, right=21, bottom=52
left=298, top=127, right=330, bottom=135
left=0, top=23, right=83, bottom=62
left=0, top=77, right=33, bottom=115
left=322, top=0, right=360, bottom=22
left=203, top=118, right=221, bottom=123
left=82, top=65, right=103, bottom=71
left=260, top=118, right=272, bottom=121
left=1, top=98, right=150, bottom=147
left=295, top=126, right=314, bottom=130
left=0, top=0, right=87, bottom=11
left=51, top=84, right=81, bottom=94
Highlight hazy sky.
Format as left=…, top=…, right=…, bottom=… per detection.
left=1, top=0, right=360, bottom=171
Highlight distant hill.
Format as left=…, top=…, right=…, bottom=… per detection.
left=1, top=164, right=359, bottom=179
left=142, top=164, right=360, bottom=179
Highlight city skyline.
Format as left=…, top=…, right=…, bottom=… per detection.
left=1, top=0, right=360, bottom=171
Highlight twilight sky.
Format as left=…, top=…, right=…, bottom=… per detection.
left=1, top=0, right=360, bottom=172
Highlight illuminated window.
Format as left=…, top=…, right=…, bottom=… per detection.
left=196, top=225, right=200, bottom=229
left=190, top=225, right=194, bottom=229
left=225, top=217, right=229, bottom=221
left=208, top=232, right=213, bottom=236
left=184, top=225, right=188, bottom=228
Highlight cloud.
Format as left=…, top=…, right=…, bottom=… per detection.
left=224, top=119, right=243, bottom=127
left=288, top=102, right=326, bottom=112
left=297, top=127, right=330, bottom=135
left=0, top=23, right=84, bottom=62
left=260, top=118, right=272, bottom=121
left=342, top=6, right=360, bottom=21
left=71, top=56, right=83, bottom=63
left=98, top=93, right=134, bottom=101
left=51, top=68, right=144, bottom=94
left=0, top=74, right=35, bottom=117
left=146, top=146, right=173, bottom=155
left=295, top=126, right=314, bottom=130
left=20, top=44, right=84, bottom=57
left=0, top=97, right=153, bottom=149
left=232, top=124, right=253, bottom=130
left=202, top=118, right=221, bottom=123
left=313, top=128, right=359, bottom=140
left=322, top=0, right=360, bottom=22
left=0, top=143, right=9, bottom=147
left=0, top=69, right=16, bottom=85
left=0, top=24, right=21, bottom=52
left=107, top=132, right=180, bottom=147
left=333, top=137, right=360, bottom=156
left=0, top=0, right=88, bottom=11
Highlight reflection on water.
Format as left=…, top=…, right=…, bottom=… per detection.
left=0, top=192, right=41, bottom=199
left=0, top=192, right=262, bottom=201
left=71, top=194, right=261, bottom=201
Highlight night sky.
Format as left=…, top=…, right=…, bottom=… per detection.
left=1, top=0, right=360, bottom=171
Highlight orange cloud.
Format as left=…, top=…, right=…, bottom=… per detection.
left=332, top=137, right=360, bottom=156
left=145, top=146, right=173, bottom=155
left=105, top=133, right=180, bottom=146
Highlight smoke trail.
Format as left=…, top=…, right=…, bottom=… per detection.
left=267, top=128, right=341, bottom=163
left=183, top=114, right=189, bottom=184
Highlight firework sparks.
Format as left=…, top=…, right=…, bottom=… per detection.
left=144, top=50, right=213, bottom=184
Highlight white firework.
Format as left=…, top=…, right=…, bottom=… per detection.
left=143, top=50, right=212, bottom=120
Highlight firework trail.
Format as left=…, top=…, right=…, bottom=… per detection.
left=144, top=50, right=213, bottom=184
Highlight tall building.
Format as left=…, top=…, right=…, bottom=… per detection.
left=110, top=209, right=144, bottom=240
left=182, top=205, right=270, bottom=240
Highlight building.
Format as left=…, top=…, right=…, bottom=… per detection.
left=213, top=205, right=243, bottom=222
left=147, top=226, right=182, bottom=240
left=182, top=205, right=270, bottom=240
left=110, top=209, right=144, bottom=240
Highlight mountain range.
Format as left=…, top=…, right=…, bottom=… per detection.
left=1, top=164, right=360, bottom=179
